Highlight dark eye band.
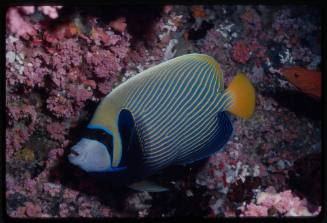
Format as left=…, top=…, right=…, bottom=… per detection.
left=83, top=127, right=114, bottom=158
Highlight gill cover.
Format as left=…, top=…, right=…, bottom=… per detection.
left=68, top=138, right=111, bottom=172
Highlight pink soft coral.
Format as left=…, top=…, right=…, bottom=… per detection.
left=18, top=6, right=35, bottom=15
left=85, top=50, right=121, bottom=78
left=25, top=202, right=42, bottom=217
left=6, top=107, right=37, bottom=159
left=232, top=40, right=251, bottom=64
left=109, top=17, right=127, bottom=33
left=6, top=6, right=63, bottom=38
left=46, top=94, right=76, bottom=119
left=6, top=7, right=36, bottom=37
left=240, top=7, right=262, bottom=37
left=241, top=203, right=268, bottom=216
left=46, top=121, right=67, bottom=141
left=37, top=6, right=63, bottom=19
left=240, top=189, right=321, bottom=217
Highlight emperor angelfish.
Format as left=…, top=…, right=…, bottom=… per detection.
left=68, top=53, right=255, bottom=192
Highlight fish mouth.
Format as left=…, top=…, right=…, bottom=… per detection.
left=68, top=147, right=80, bottom=161
left=70, top=149, right=79, bottom=156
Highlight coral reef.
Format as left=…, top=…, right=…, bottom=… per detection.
left=5, top=5, right=321, bottom=218
left=239, top=188, right=321, bottom=216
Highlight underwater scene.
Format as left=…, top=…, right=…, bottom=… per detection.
left=5, top=5, right=322, bottom=218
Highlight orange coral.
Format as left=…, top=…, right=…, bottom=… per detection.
left=91, top=26, right=110, bottom=43
left=192, top=5, right=206, bottom=18
left=66, top=22, right=79, bottom=37
left=241, top=9, right=255, bottom=23
left=44, top=22, right=79, bottom=43
left=109, top=17, right=127, bottom=33
left=171, top=15, right=183, bottom=28
left=183, top=31, right=189, bottom=41
left=163, top=5, right=173, bottom=14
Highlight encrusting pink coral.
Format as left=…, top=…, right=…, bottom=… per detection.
left=6, top=6, right=63, bottom=38
left=59, top=203, right=69, bottom=217
left=63, top=188, right=79, bottom=201
left=231, top=39, right=266, bottom=66
left=25, top=202, right=42, bottom=217
left=109, top=17, right=127, bottom=33
left=46, top=94, right=76, bottom=119
left=241, top=203, right=268, bottom=216
left=232, top=40, right=251, bottom=64
left=18, top=6, right=35, bottom=15
left=6, top=7, right=133, bottom=161
left=100, top=207, right=112, bottom=217
left=46, top=121, right=67, bottom=142
left=43, top=182, right=62, bottom=197
left=85, top=50, right=121, bottom=78
left=37, top=6, right=63, bottom=19
left=240, top=189, right=321, bottom=217
left=199, top=29, right=238, bottom=84
left=17, top=6, right=63, bottom=19
left=6, top=7, right=36, bottom=37
left=240, top=7, right=262, bottom=37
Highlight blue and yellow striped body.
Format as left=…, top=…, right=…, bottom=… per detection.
left=89, top=54, right=234, bottom=179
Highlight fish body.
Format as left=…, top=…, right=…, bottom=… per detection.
left=281, top=66, right=321, bottom=99
left=68, top=53, right=255, bottom=188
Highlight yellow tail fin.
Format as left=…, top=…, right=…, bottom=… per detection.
left=225, top=73, right=255, bottom=119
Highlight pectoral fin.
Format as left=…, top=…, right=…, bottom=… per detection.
left=128, top=180, right=169, bottom=192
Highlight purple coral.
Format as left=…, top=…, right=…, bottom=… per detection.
left=6, top=7, right=36, bottom=37
left=25, top=202, right=43, bottom=217
left=240, top=189, right=321, bottom=217
left=240, top=7, right=262, bottom=37
left=37, top=6, right=63, bottom=19
left=85, top=50, right=121, bottom=78
left=6, top=6, right=63, bottom=38
left=18, top=6, right=36, bottom=15
left=18, top=6, right=63, bottom=19
left=46, top=121, right=68, bottom=142
left=5, top=7, right=133, bottom=159
left=241, top=203, right=268, bottom=216
left=232, top=40, right=251, bottom=64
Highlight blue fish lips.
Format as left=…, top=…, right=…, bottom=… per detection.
left=68, top=142, right=86, bottom=167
